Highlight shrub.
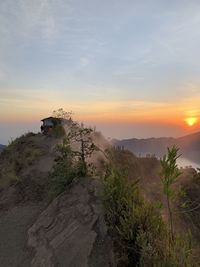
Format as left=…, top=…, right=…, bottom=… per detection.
left=66, top=123, right=98, bottom=177
left=48, top=139, right=76, bottom=197
left=48, top=138, right=87, bottom=198
left=160, top=146, right=182, bottom=242
left=103, top=165, right=194, bottom=267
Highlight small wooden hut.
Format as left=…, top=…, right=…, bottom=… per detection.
left=40, top=117, right=61, bottom=135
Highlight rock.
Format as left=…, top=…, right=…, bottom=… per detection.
left=28, top=177, right=112, bottom=267
left=0, top=203, right=45, bottom=267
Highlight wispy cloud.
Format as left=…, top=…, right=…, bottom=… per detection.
left=1, top=0, right=200, bottom=130
left=79, top=57, right=89, bottom=67
left=0, top=70, right=5, bottom=81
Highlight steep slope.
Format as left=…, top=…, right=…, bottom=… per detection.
left=28, top=177, right=112, bottom=267
left=0, top=144, right=6, bottom=152
left=177, top=132, right=200, bottom=163
left=178, top=168, right=200, bottom=243
left=0, top=203, right=45, bottom=267
left=1, top=130, right=199, bottom=266
left=0, top=132, right=112, bottom=267
left=111, top=149, right=200, bottom=257
left=0, top=133, right=58, bottom=266
left=109, top=149, right=162, bottom=202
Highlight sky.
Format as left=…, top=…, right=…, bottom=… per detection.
left=1, top=0, right=200, bottom=144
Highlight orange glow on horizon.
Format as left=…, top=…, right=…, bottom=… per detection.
left=0, top=97, right=200, bottom=131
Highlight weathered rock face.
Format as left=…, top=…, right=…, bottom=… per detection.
left=0, top=203, right=45, bottom=267
left=28, top=177, right=112, bottom=267
left=0, top=133, right=113, bottom=266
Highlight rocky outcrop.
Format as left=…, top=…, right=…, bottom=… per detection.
left=0, top=133, right=113, bottom=266
left=0, top=203, right=45, bottom=267
left=28, top=177, right=112, bottom=267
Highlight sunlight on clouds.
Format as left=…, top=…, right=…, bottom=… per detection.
left=0, top=0, right=200, bottom=139
left=1, top=93, right=200, bottom=126
left=79, top=99, right=198, bottom=126
left=58, top=97, right=200, bottom=126
left=0, top=88, right=66, bottom=122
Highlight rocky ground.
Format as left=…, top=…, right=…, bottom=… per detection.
left=0, top=133, right=112, bottom=267
left=0, top=177, right=112, bottom=267
left=1, top=132, right=199, bottom=266
left=28, top=177, right=112, bottom=267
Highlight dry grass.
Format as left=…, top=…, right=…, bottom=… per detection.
left=110, top=148, right=200, bottom=264
left=0, top=132, right=58, bottom=188
left=0, top=133, right=41, bottom=187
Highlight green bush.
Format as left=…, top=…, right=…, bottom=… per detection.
left=48, top=138, right=87, bottom=198
left=48, top=139, right=75, bottom=197
left=103, top=165, right=194, bottom=267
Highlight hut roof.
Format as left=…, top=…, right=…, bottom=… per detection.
left=41, top=117, right=61, bottom=122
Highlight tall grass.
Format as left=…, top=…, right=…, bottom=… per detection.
left=102, top=164, right=194, bottom=267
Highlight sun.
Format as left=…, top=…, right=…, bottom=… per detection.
left=184, top=117, right=198, bottom=127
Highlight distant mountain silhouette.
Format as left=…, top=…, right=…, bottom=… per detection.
left=112, top=131, right=200, bottom=164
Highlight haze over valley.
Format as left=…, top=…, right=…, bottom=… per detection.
left=113, top=131, right=200, bottom=167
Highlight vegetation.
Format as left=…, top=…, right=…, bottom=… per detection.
left=48, top=120, right=98, bottom=197
left=0, top=112, right=198, bottom=265
left=6, top=132, right=36, bottom=148
left=66, top=123, right=98, bottom=176
left=50, top=108, right=73, bottom=138
left=160, top=146, right=182, bottom=242
left=106, top=149, right=141, bottom=180
left=48, top=138, right=78, bottom=198
left=0, top=109, right=98, bottom=198
left=102, top=150, right=194, bottom=267
left=0, top=132, right=41, bottom=187
left=53, top=124, right=66, bottom=138
left=179, top=168, right=200, bottom=242
left=52, top=108, right=72, bottom=120
left=194, top=168, right=200, bottom=185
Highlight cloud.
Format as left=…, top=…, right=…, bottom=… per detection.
left=0, top=0, right=61, bottom=45
left=1, top=0, right=200, bottom=116
left=0, top=70, right=5, bottom=81
left=80, top=57, right=89, bottom=67
left=18, top=0, right=58, bottom=42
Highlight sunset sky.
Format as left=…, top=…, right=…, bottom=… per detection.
left=1, top=0, right=200, bottom=144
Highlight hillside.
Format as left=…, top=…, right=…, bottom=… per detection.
left=110, top=149, right=200, bottom=257
left=0, top=144, right=5, bottom=152
left=0, top=131, right=112, bottom=267
left=112, top=131, right=200, bottom=164
left=0, top=133, right=58, bottom=266
left=0, top=129, right=200, bottom=266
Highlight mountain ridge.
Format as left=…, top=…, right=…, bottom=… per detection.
left=112, top=131, right=200, bottom=164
